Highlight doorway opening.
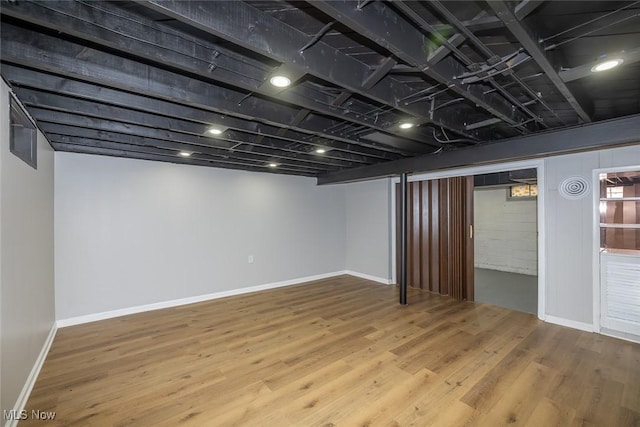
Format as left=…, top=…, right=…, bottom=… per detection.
left=597, top=168, right=640, bottom=339
left=390, top=159, right=545, bottom=319
left=473, top=169, right=538, bottom=314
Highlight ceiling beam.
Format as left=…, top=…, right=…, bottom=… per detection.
left=427, top=33, right=466, bottom=65
left=41, top=122, right=360, bottom=168
left=426, top=1, right=557, bottom=127
left=1, top=64, right=387, bottom=162
left=430, top=15, right=504, bottom=33
left=311, top=1, right=533, bottom=131
left=559, top=47, right=640, bottom=82
left=47, top=134, right=327, bottom=173
left=29, top=107, right=346, bottom=173
left=317, top=114, right=640, bottom=184
left=141, top=0, right=475, bottom=138
left=14, top=87, right=361, bottom=168
left=50, top=143, right=311, bottom=176
left=0, top=0, right=433, bottom=150
left=0, top=0, right=267, bottom=86
left=0, top=24, right=413, bottom=158
left=42, top=122, right=350, bottom=166
left=487, top=1, right=592, bottom=123
left=514, top=0, right=547, bottom=20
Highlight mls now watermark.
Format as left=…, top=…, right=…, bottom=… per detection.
left=4, top=409, right=56, bottom=421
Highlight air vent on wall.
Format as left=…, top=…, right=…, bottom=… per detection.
left=559, top=176, right=591, bottom=200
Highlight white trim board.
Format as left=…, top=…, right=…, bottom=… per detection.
left=544, top=315, right=594, bottom=333
left=345, top=270, right=393, bottom=285
left=4, top=324, right=57, bottom=427
left=57, top=271, right=370, bottom=327
left=600, top=328, right=640, bottom=344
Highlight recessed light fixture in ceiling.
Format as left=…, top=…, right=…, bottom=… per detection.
left=315, top=148, right=327, bottom=154
left=399, top=122, right=414, bottom=130
left=268, top=162, right=278, bottom=168
left=207, top=127, right=224, bottom=135
left=269, top=75, right=291, bottom=88
left=591, top=58, right=623, bottom=73
left=179, top=151, right=192, bottom=157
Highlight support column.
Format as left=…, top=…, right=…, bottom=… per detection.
left=400, top=172, right=408, bottom=305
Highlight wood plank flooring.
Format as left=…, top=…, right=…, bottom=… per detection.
left=22, top=275, right=640, bottom=426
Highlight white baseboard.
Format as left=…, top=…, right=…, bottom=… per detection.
left=600, top=327, right=640, bottom=344
left=57, top=271, right=348, bottom=328
left=5, top=323, right=57, bottom=427
left=544, top=315, right=594, bottom=332
left=345, top=270, right=393, bottom=285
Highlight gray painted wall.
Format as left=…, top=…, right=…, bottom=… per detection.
left=0, top=81, right=55, bottom=416
left=338, top=143, right=640, bottom=327
left=474, top=188, right=537, bottom=275
left=54, top=152, right=347, bottom=320
left=345, top=178, right=392, bottom=281
left=544, top=144, right=640, bottom=325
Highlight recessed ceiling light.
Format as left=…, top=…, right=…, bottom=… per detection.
left=591, top=58, right=623, bottom=73
left=315, top=148, right=327, bottom=154
left=268, top=162, right=278, bottom=168
left=179, top=151, right=191, bottom=157
left=269, top=75, right=291, bottom=88
left=399, top=122, right=414, bottom=130
left=207, top=127, right=223, bottom=135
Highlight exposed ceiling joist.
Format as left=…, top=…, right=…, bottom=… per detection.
left=2, top=65, right=389, bottom=163
left=141, top=0, right=476, bottom=139
left=0, top=0, right=432, bottom=152
left=0, top=24, right=419, bottom=158
left=0, top=0, right=637, bottom=178
left=428, top=34, right=466, bottom=65
left=488, top=1, right=593, bottom=123
left=428, top=1, right=559, bottom=126
left=30, top=107, right=348, bottom=172
left=325, top=56, right=398, bottom=129
left=514, top=0, right=547, bottom=21
left=430, top=14, right=504, bottom=33
left=14, top=87, right=365, bottom=168
left=49, top=134, right=330, bottom=173
left=40, top=121, right=366, bottom=169
left=41, top=122, right=357, bottom=171
left=318, top=114, right=640, bottom=184
left=311, top=1, right=532, bottom=131
left=51, top=142, right=312, bottom=176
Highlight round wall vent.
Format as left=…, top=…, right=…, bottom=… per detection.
left=559, top=176, right=590, bottom=200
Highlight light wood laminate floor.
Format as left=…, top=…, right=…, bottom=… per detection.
left=22, top=275, right=640, bottom=426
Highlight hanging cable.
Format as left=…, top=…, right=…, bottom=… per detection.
left=432, top=128, right=476, bottom=144
left=541, top=1, right=640, bottom=43
left=545, top=13, right=640, bottom=51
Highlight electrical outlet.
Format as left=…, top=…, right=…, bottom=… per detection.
left=248, top=255, right=254, bottom=264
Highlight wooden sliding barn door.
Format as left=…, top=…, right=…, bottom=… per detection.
left=396, top=176, right=474, bottom=301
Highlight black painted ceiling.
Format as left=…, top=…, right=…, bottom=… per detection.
left=1, top=1, right=639, bottom=178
